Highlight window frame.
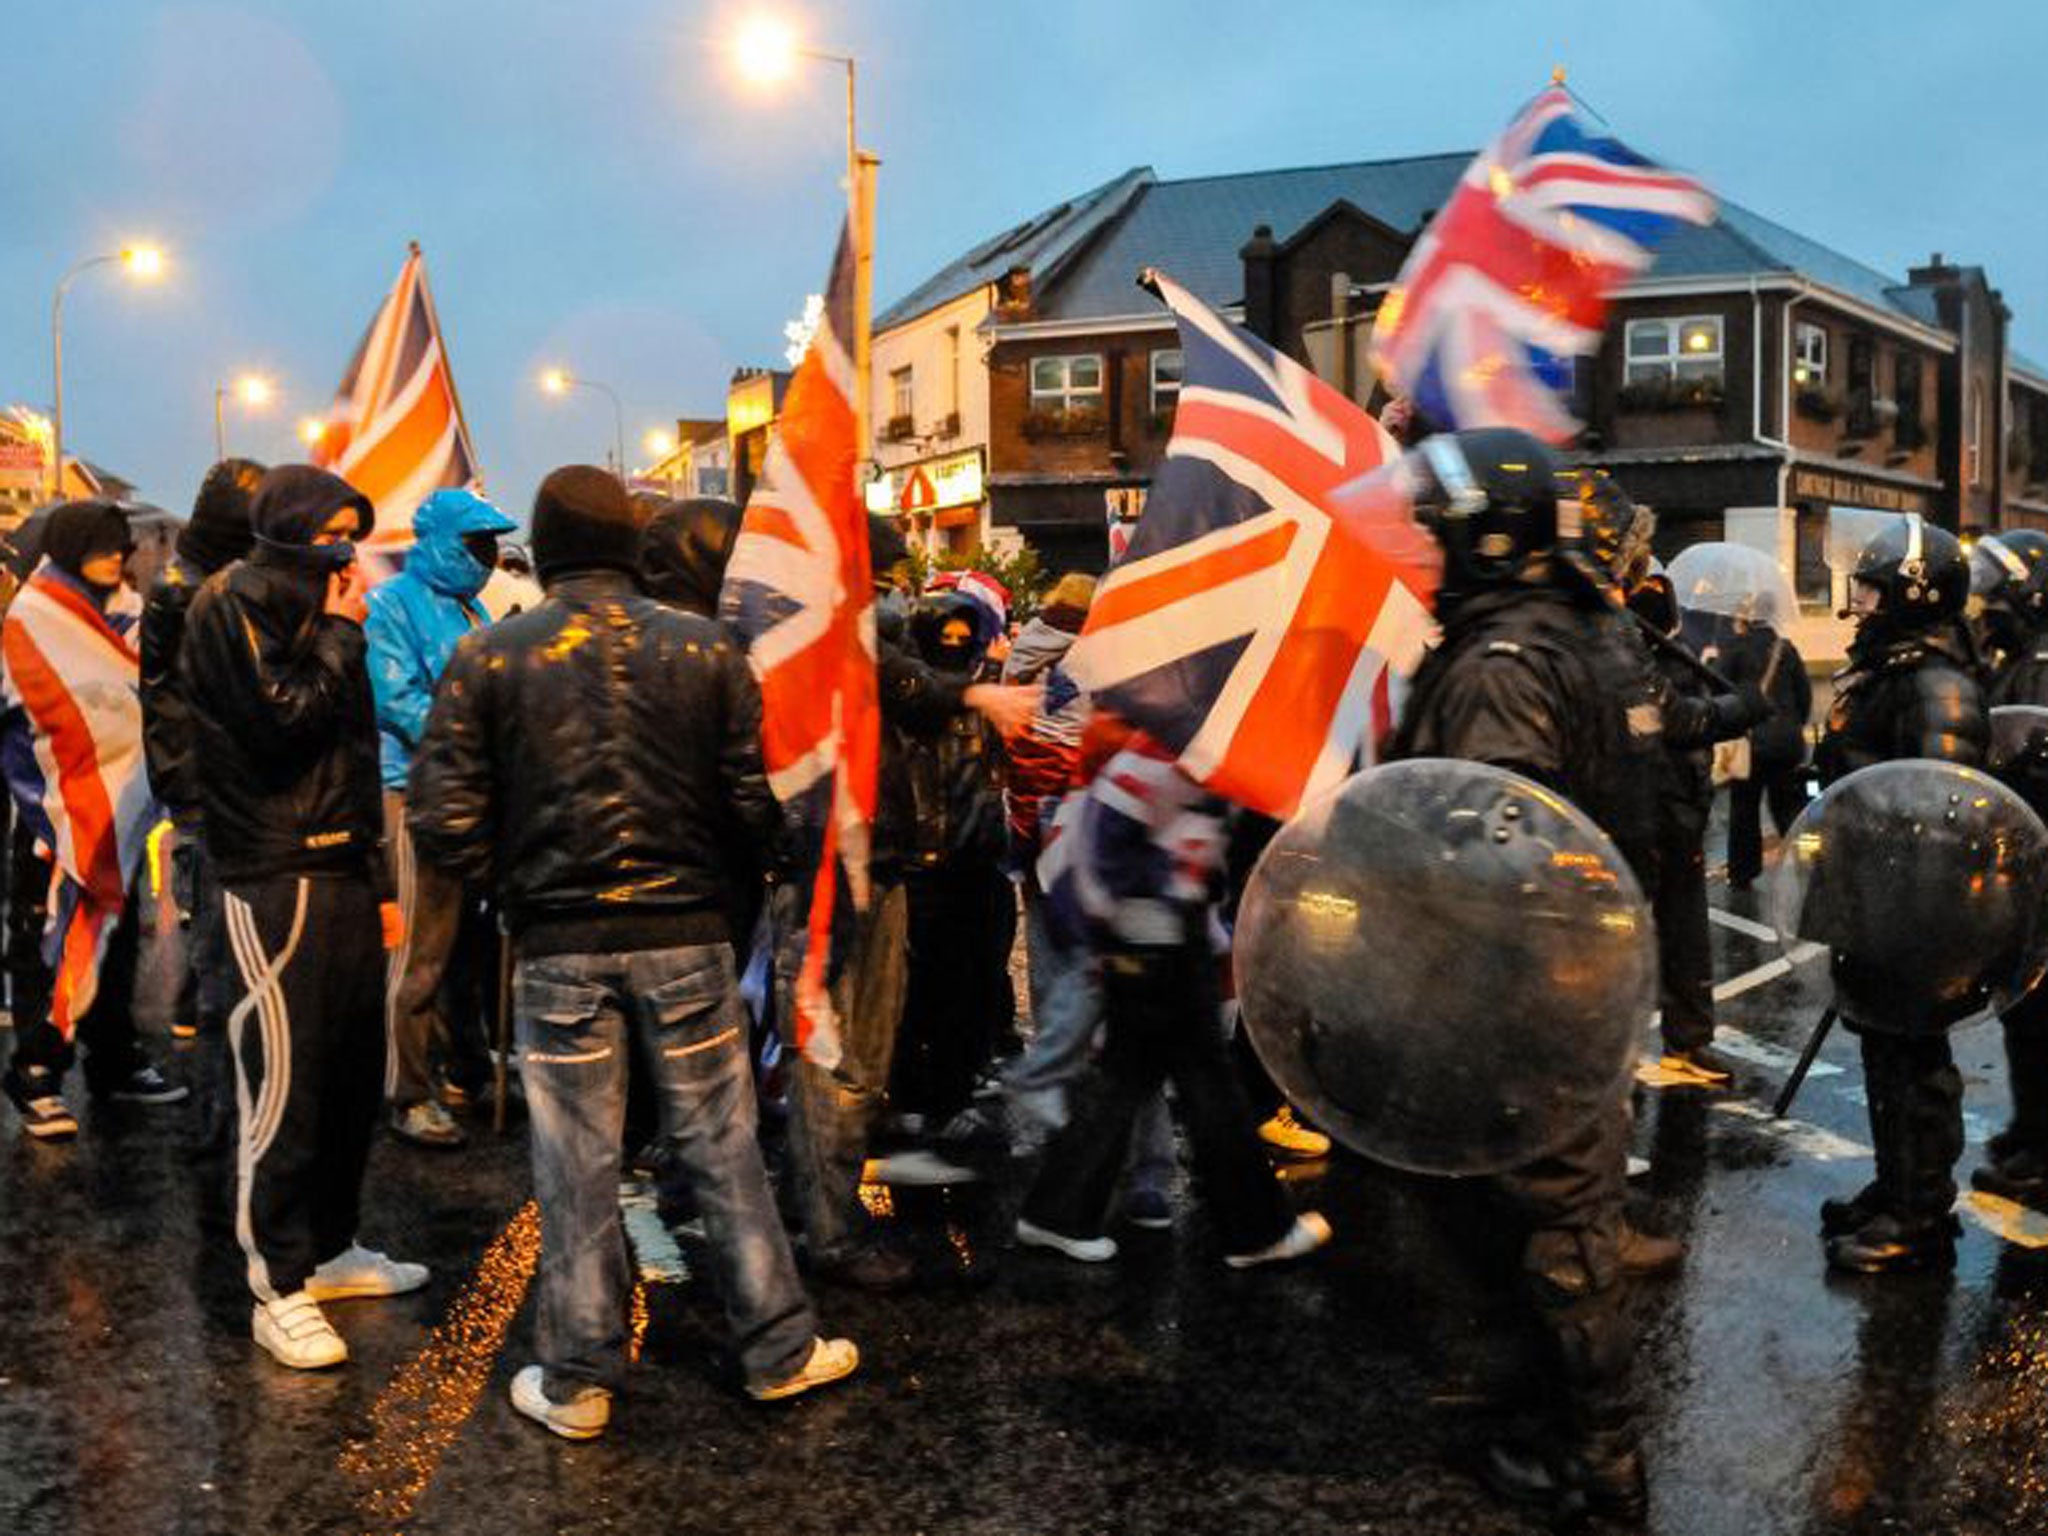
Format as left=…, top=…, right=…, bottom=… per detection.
left=1028, top=353, right=1106, bottom=414
left=889, top=365, right=914, bottom=423
left=1794, top=321, right=1829, bottom=388
left=1623, top=314, right=1724, bottom=386
left=1149, top=348, right=1184, bottom=415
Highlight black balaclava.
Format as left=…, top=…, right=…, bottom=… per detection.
left=42, top=500, right=134, bottom=602
left=910, top=592, right=981, bottom=674
left=181, top=457, right=265, bottom=574
left=639, top=497, right=743, bottom=617
left=247, top=465, right=374, bottom=621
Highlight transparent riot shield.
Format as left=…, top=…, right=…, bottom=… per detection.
left=1771, top=759, right=2048, bottom=1034
left=1233, top=758, right=1653, bottom=1176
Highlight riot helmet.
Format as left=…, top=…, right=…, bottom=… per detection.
left=1971, top=529, right=2048, bottom=630
left=1558, top=468, right=1655, bottom=589
left=1407, top=428, right=1562, bottom=603
left=1849, top=512, right=1966, bottom=629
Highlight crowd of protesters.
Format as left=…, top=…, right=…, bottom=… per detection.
left=0, top=449, right=1836, bottom=1505
left=0, top=461, right=1348, bottom=1438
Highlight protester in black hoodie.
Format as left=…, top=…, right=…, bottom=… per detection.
left=639, top=496, right=744, bottom=617
left=141, top=458, right=262, bottom=1156
left=180, top=464, right=426, bottom=1371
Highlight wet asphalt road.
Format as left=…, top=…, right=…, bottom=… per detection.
left=6, top=858, right=2048, bottom=1535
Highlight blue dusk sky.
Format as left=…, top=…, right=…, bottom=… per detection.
left=3, top=0, right=2042, bottom=518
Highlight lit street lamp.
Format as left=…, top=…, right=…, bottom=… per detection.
left=644, top=429, right=679, bottom=492
left=214, top=372, right=275, bottom=462
left=540, top=368, right=626, bottom=483
left=298, top=417, right=328, bottom=449
left=50, top=244, right=165, bottom=500
left=731, top=14, right=875, bottom=458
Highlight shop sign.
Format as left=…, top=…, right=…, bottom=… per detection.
left=864, top=449, right=984, bottom=515
left=1790, top=468, right=1929, bottom=515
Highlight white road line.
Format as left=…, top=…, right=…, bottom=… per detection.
left=618, top=1182, right=691, bottom=1284
left=1710, top=1100, right=1872, bottom=1163
left=1835, top=1083, right=1998, bottom=1148
left=1708, top=907, right=1779, bottom=944
left=1711, top=941, right=1828, bottom=1003
left=1712, top=1026, right=1844, bottom=1079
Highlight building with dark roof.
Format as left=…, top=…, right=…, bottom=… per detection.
left=874, top=150, right=2044, bottom=653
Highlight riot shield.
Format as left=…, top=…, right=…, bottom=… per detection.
left=1989, top=705, right=2048, bottom=777
left=1667, top=541, right=1801, bottom=631
left=1233, top=759, right=1653, bottom=1176
left=1771, top=759, right=2048, bottom=1034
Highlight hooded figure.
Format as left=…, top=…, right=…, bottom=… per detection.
left=639, top=497, right=743, bottom=617
left=39, top=500, right=135, bottom=608
left=364, top=488, right=516, bottom=791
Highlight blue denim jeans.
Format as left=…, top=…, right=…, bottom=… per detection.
left=517, top=943, right=816, bottom=1398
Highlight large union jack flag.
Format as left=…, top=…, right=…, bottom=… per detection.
left=311, top=243, right=483, bottom=548
left=1372, top=85, right=1715, bottom=442
left=1064, top=272, right=1434, bottom=820
left=719, top=225, right=876, bottom=1069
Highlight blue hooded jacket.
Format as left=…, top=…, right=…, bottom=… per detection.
left=365, top=487, right=517, bottom=789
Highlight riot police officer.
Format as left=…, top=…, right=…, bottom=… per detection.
left=1389, top=428, right=1650, bottom=1523
left=1816, top=513, right=1989, bottom=1272
left=1966, top=529, right=2048, bottom=1208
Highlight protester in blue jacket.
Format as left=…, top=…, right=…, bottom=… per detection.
left=365, top=486, right=515, bottom=1147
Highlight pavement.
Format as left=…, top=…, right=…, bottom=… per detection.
left=6, top=860, right=2048, bottom=1535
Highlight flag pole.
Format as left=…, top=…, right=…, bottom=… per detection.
left=844, top=59, right=875, bottom=496
left=409, top=239, right=485, bottom=492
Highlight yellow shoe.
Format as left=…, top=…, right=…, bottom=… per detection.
left=1258, top=1106, right=1331, bottom=1160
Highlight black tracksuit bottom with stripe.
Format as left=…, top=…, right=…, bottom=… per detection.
left=222, top=872, right=385, bottom=1301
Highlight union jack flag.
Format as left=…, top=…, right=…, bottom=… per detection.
left=1064, top=271, right=1434, bottom=820
left=1372, top=85, right=1715, bottom=441
left=311, top=243, right=483, bottom=549
left=719, top=225, right=876, bottom=1070
left=1, top=570, right=157, bottom=1042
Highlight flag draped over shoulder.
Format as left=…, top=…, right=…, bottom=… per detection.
left=718, top=225, right=877, bottom=1071
left=1371, top=85, right=1715, bottom=441
left=0, top=573, right=155, bottom=1040
left=1063, top=271, right=1431, bottom=820
left=311, top=243, right=482, bottom=548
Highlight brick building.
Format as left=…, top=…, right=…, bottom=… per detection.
left=877, top=154, right=2042, bottom=653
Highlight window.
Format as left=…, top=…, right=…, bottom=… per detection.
left=1794, top=322, right=1828, bottom=388
left=1845, top=336, right=1876, bottom=435
left=889, top=366, right=914, bottom=422
left=1149, top=349, right=1184, bottom=415
left=1895, top=352, right=1924, bottom=449
left=1623, top=316, right=1723, bottom=385
left=1029, top=353, right=1104, bottom=413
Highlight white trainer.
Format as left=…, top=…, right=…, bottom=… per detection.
left=510, top=1364, right=612, bottom=1440
left=1015, top=1216, right=1118, bottom=1264
left=306, top=1244, right=429, bottom=1301
left=253, top=1292, right=348, bottom=1369
left=1224, top=1211, right=1333, bottom=1270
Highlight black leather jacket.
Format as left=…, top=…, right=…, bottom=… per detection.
left=180, top=559, right=387, bottom=888
left=407, top=571, right=781, bottom=955
left=1817, top=621, right=1987, bottom=783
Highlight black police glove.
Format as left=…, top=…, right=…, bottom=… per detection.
left=1712, top=684, right=1771, bottom=736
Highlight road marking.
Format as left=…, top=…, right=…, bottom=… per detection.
left=1710, top=1099, right=1871, bottom=1162
left=619, top=1181, right=691, bottom=1284
left=1835, top=1083, right=1998, bottom=1147
left=1708, top=907, right=1779, bottom=943
left=1711, top=942, right=1828, bottom=1003
left=1960, top=1191, right=2048, bottom=1249
left=1711, top=1026, right=1844, bottom=1080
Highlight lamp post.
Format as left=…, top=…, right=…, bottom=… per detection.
left=732, top=16, right=875, bottom=463
left=540, top=368, right=627, bottom=482
left=214, top=373, right=275, bottom=462
left=50, top=244, right=164, bottom=500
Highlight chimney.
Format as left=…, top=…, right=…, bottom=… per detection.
left=1240, top=224, right=1280, bottom=344
left=998, top=263, right=1034, bottom=320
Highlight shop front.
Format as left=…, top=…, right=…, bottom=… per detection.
left=866, top=446, right=986, bottom=555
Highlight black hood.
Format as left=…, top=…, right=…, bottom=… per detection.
left=180, top=457, right=265, bottom=573
left=41, top=499, right=134, bottom=593
left=248, top=465, right=374, bottom=573
left=639, top=496, right=743, bottom=616
left=533, top=466, right=643, bottom=582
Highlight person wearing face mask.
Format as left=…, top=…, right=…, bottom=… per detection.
left=366, top=487, right=517, bottom=1149
left=2, top=500, right=187, bottom=1139
left=181, top=464, right=426, bottom=1370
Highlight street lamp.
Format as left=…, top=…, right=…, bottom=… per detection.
left=644, top=429, right=680, bottom=492
left=49, top=243, right=166, bottom=500
left=298, top=417, right=328, bottom=449
left=728, top=13, right=874, bottom=459
left=214, top=372, right=275, bottom=461
left=539, top=368, right=626, bottom=482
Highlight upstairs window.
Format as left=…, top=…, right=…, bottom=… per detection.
left=889, top=366, right=914, bottom=422
left=1894, top=352, right=1925, bottom=449
left=1030, top=354, right=1104, bottom=413
left=1149, top=349, right=1184, bottom=414
left=1624, top=316, right=1723, bottom=386
left=1794, top=321, right=1829, bottom=388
